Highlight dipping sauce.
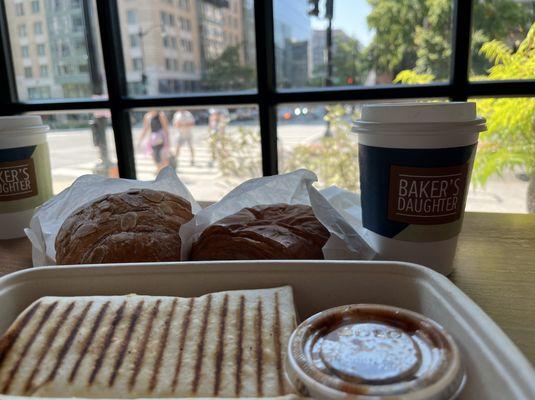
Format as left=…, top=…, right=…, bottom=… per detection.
left=286, top=304, right=464, bottom=399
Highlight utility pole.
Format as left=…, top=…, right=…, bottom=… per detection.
left=137, top=25, right=166, bottom=95
left=138, top=27, right=148, bottom=95
left=324, top=0, right=334, bottom=137
left=325, top=0, right=333, bottom=87
left=82, top=0, right=110, bottom=174
left=82, top=0, right=103, bottom=95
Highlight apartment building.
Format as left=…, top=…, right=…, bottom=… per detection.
left=6, top=0, right=252, bottom=98
left=5, top=0, right=55, bottom=100
left=118, top=0, right=202, bottom=95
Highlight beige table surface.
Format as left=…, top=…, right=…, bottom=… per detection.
left=0, top=212, right=534, bottom=365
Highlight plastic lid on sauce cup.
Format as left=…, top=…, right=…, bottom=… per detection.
left=286, top=304, right=465, bottom=400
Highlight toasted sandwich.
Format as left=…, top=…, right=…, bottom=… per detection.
left=0, top=286, right=297, bottom=398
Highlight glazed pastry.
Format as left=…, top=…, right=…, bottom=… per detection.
left=55, top=189, right=193, bottom=264
left=190, top=204, right=329, bottom=261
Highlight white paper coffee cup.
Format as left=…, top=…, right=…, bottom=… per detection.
left=353, top=102, right=487, bottom=275
left=0, top=116, right=53, bottom=239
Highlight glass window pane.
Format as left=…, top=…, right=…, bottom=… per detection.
left=117, top=0, right=257, bottom=95
left=278, top=99, right=531, bottom=214
left=278, top=101, right=370, bottom=193
left=273, top=0, right=453, bottom=89
left=467, top=97, right=534, bottom=213
left=5, top=0, right=107, bottom=100
left=131, top=106, right=261, bottom=201
left=38, top=111, right=117, bottom=194
left=469, top=1, right=534, bottom=81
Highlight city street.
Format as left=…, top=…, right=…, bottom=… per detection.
left=46, top=122, right=529, bottom=213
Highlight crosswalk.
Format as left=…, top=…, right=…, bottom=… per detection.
left=50, top=126, right=325, bottom=197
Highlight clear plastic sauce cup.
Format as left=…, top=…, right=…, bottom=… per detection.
left=286, top=304, right=465, bottom=399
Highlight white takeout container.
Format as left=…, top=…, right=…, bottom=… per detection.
left=0, top=261, right=533, bottom=400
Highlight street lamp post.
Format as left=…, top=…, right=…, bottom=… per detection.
left=137, top=25, right=166, bottom=95
left=324, top=0, right=334, bottom=137
left=82, top=0, right=111, bottom=174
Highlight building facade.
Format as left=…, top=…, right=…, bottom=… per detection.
left=7, top=0, right=254, bottom=98
left=118, top=0, right=202, bottom=95
left=6, top=0, right=55, bottom=100
left=273, top=0, right=311, bottom=87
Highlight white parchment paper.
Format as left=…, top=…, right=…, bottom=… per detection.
left=180, top=169, right=375, bottom=260
left=25, top=166, right=200, bottom=266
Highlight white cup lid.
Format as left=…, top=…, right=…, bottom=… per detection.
left=360, top=102, right=479, bottom=124
left=0, top=116, right=45, bottom=132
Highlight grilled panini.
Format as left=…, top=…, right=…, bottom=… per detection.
left=0, top=287, right=297, bottom=398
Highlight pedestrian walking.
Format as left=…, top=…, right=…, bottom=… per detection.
left=172, top=110, right=196, bottom=168
left=137, top=110, right=170, bottom=171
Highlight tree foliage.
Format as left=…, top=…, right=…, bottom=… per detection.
left=395, top=24, right=535, bottom=186
left=367, top=0, right=532, bottom=79
left=208, top=124, right=262, bottom=180
left=331, top=36, right=367, bottom=85
left=413, top=0, right=451, bottom=79
left=366, top=0, right=428, bottom=76
left=471, top=0, right=532, bottom=75
left=310, top=35, right=367, bottom=86
left=284, top=105, right=360, bottom=191
left=203, top=45, right=255, bottom=91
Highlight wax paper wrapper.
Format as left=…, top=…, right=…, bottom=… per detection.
left=318, top=185, right=379, bottom=256
left=180, top=169, right=375, bottom=260
left=25, top=166, right=200, bottom=267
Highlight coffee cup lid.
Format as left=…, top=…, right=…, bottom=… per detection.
left=358, top=102, right=479, bottom=124
left=286, top=304, right=465, bottom=399
left=0, top=116, right=45, bottom=131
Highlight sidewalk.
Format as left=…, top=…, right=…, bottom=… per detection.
left=46, top=124, right=530, bottom=213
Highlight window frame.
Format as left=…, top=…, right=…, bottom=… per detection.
left=0, top=0, right=533, bottom=180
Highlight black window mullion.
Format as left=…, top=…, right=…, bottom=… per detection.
left=254, top=0, right=278, bottom=176
left=467, top=80, right=535, bottom=98
left=0, top=0, right=531, bottom=185
left=0, top=0, right=18, bottom=112
left=450, top=0, right=473, bottom=101
left=95, top=0, right=136, bottom=179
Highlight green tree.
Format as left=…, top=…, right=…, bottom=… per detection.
left=284, top=105, right=360, bottom=191
left=366, top=0, right=428, bottom=77
left=203, top=45, right=255, bottom=91
left=331, top=36, right=367, bottom=85
left=413, top=0, right=451, bottom=79
left=367, top=0, right=532, bottom=80
left=395, top=24, right=535, bottom=212
left=309, top=35, right=367, bottom=86
left=209, top=125, right=262, bottom=180
left=471, top=0, right=532, bottom=75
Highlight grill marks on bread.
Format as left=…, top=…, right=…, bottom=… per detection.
left=0, top=287, right=296, bottom=397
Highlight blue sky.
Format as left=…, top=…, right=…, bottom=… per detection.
left=311, top=0, right=374, bottom=45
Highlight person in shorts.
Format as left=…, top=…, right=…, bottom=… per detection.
left=173, top=110, right=196, bottom=167
left=137, top=110, right=170, bottom=171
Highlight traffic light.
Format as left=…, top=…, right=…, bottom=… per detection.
left=325, top=0, right=333, bottom=19
left=308, top=0, right=320, bottom=16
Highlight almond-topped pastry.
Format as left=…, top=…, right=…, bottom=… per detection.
left=55, top=189, right=193, bottom=265
left=190, top=204, right=330, bottom=261
left=0, top=287, right=297, bottom=398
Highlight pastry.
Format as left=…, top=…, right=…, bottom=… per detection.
left=55, top=189, right=193, bottom=264
left=190, top=204, right=329, bottom=260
